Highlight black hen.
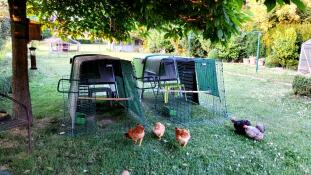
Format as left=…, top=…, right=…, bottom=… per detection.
left=231, top=117, right=251, bottom=135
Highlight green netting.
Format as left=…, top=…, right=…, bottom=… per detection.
left=132, top=58, right=144, bottom=78
left=121, top=61, right=145, bottom=124
left=116, top=76, right=127, bottom=106
left=195, top=59, right=219, bottom=97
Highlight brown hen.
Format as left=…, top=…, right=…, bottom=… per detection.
left=152, top=122, right=165, bottom=140
left=125, top=124, right=145, bottom=146
left=243, top=125, right=264, bottom=141
left=175, top=127, right=191, bottom=147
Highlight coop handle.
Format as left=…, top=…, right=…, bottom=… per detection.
left=159, top=90, right=211, bottom=94
left=57, top=78, right=79, bottom=93
left=78, top=97, right=132, bottom=101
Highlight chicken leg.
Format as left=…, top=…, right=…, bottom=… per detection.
left=139, top=138, right=143, bottom=146
left=182, top=142, right=187, bottom=147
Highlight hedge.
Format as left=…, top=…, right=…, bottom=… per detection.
left=292, top=75, right=311, bottom=97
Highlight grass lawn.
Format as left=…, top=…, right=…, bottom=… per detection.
left=1, top=44, right=311, bottom=174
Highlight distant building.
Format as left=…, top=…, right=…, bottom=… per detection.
left=298, top=39, right=311, bottom=74
left=46, top=37, right=81, bottom=52
left=109, top=37, right=143, bottom=52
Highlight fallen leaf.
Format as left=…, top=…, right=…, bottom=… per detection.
left=46, top=167, right=53, bottom=171
left=182, top=163, right=189, bottom=167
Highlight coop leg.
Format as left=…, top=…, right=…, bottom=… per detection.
left=164, top=86, right=169, bottom=103
left=141, top=82, right=145, bottom=99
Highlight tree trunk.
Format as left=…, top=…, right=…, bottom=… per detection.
left=8, top=0, right=33, bottom=123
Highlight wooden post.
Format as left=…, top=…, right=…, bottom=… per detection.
left=8, top=0, right=33, bottom=123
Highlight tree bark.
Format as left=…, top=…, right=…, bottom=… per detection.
left=8, top=0, right=33, bottom=123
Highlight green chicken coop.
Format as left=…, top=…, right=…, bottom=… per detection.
left=132, top=54, right=228, bottom=124
left=57, top=54, right=145, bottom=131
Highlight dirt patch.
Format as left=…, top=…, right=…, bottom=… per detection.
left=97, top=118, right=115, bottom=128
left=34, top=117, right=56, bottom=129
left=10, top=128, right=28, bottom=137
left=0, top=138, right=18, bottom=149
left=0, top=165, right=9, bottom=171
left=0, top=112, right=10, bottom=121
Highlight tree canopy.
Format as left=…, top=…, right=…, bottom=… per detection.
left=27, top=0, right=306, bottom=42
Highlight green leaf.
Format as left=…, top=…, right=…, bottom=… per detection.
left=291, top=0, right=306, bottom=11
left=217, top=30, right=223, bottom=39
left=264, top=0, right=277, bottom=12
left=164, top=32, right=172, bottom=39
left=283, top=0, right=291, bottom=4
left=46, top=167, right=54, bottom=171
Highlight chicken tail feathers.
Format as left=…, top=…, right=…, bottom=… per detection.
left=230, top=117, right=236, bottom=123
left=124, top=132, right=130, bottom=139
left=255, top=124, right=265, bottom=133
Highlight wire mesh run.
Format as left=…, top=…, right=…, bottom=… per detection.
left=146, top=90, right=226, bottom=125
left=57, top=55, right=146, bottom=135
left=58, top=55, right=227, bottom=134
left=135, top=58, right=228, bottom=126
left=58, top=77, right=137, bottom=135
left=0, top=92, right=32, bottom=152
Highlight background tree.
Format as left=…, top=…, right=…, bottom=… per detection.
left=5, top=0, right=306, bottom=119
left=27, top=0, right=305, bottom=42
left=0, top=1, right=10, bottom=52
left=8, top=0, right=33, bottom=121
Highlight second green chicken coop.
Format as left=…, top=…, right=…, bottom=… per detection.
left=132, top=54, right=228, bottom=125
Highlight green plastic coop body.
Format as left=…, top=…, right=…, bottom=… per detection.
left=132, top=54, right=228, bottom=125
left=58, top=54, right=144, bottom=130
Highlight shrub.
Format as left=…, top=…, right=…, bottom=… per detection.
left=146, top=30, right=175, bottom=53
left=0, top=17, right=10, bottom=40
left=41, top=29, right=52, bottom=39
left=292, top=75, right=311, bottom=97
left=0, top=58, right=12, bottom=93
left=208, top=49, right=218, bottom=59
left=265, top=55, right=281, bottom=67
left=286, top=60, right=299, bottom=70
left=296, top=23, right=311, bottom=41
left=0, top=17, right=10, bottom=59
left=188, top=33, right=206, bottom=57
left=0, top=38, right=4, bottom=52
left=263, top=23, right=311, bottom=69
left=198, top=35, right=212, bottom=53
left=0, top=39, right=11, bottom=61
left=170, top=38, right=187, bottom=55
left=213, top=35, right=246, bottom=62
left=0, top=75, right=12, bottom=94
left=159, top=40, right=175, bottom=53
left=76, top=39, right=92, bottom=44
left=245, top=33, right=265, bottom=58
left=266, top=27, right=299, bottom=69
